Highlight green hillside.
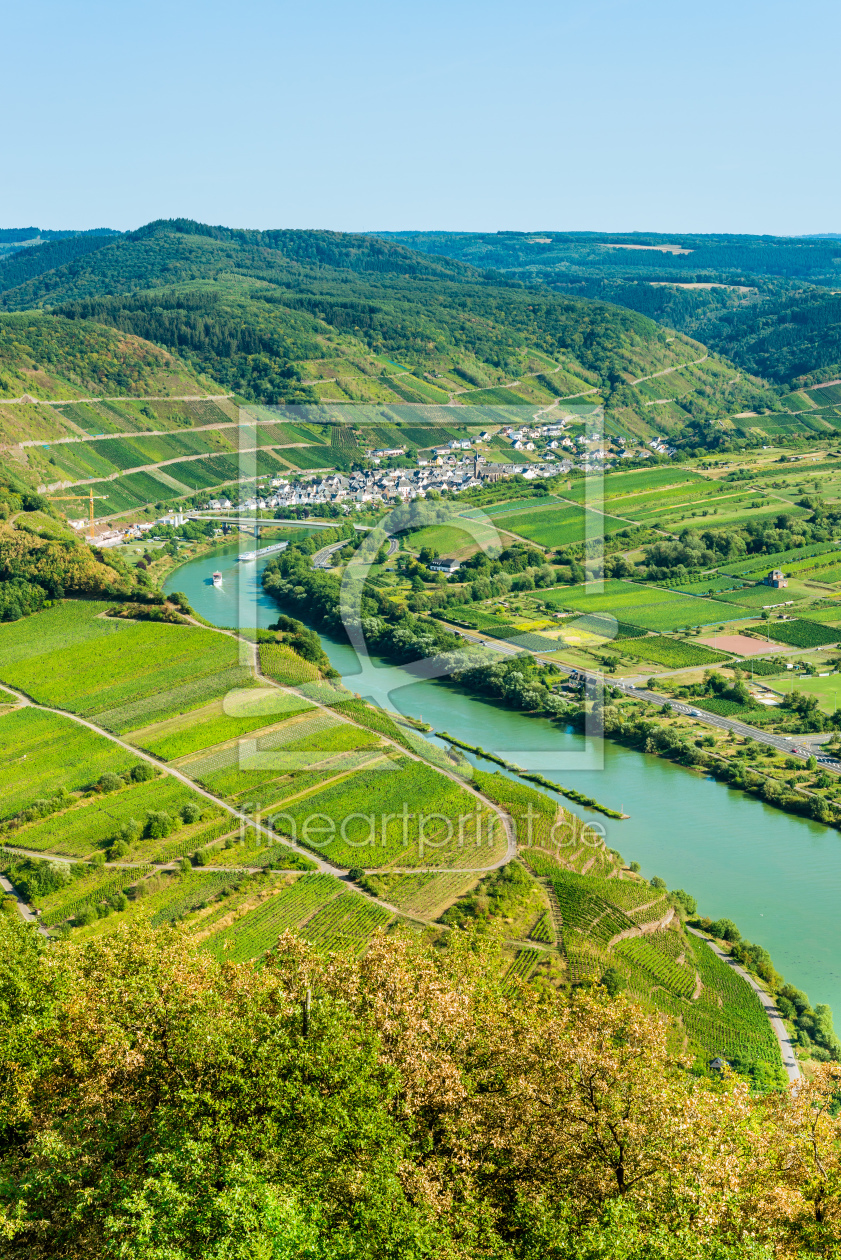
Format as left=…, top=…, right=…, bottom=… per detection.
left=375, top=231, right=841, bottom=391
left=0, top=219, right=774, bottom=442
left=0, top=312, right=219, bottom=403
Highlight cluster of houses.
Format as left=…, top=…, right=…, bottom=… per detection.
left=199, top=453, right=572, bottom=515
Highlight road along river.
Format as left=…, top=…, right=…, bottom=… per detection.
left=167, top=542, right=841, bottom=1016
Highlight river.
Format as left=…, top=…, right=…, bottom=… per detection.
left=167, top=541, right=841, bottom=1014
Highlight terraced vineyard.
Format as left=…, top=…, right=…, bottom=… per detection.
left=0, top=708, right=140, bottom=821
left=548, top=870, right=635, bottom=944
left=614, top=934, right=697, bottom=999
left=299, top=892, right=393, bottom=954
left=205, top=874, right=343, bottom=962
left=5, top=775, right=210, bottom=858
left=683, top=934, right=782, bottom=1067
left=503, top=948, right=538, bottom=991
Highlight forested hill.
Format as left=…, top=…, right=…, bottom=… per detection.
left=0, top=218, right=775, bottom=447
left=374, top=231, right=841, bottom=390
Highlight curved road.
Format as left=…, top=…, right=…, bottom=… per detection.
left=688, top=927, right=801, bottom=1081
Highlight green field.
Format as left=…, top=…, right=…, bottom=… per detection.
left=405, top=523, right=482, bottom=557
left=715, top=584, right=809, bottom=607
left=130, top=692, right=315, bottom=760
left=762, top=619, right=841, bottom=648
left=665, top=576, right=746, bottom=596
left=0, top=603, right=242, bottom=719
left=542, top=580, right=743, bottom=631
left=0, top=600, right=127, bottom=667
left=562, top=467, right=703, bottom=504
left=493, top=504, right=626, bottom=548
left=259, top=642, right=321, bottom=685
left=762, top=673, right=841, bottom=713
left=204, top=873, right=344, bottom=962
left=0, top=708, right=140, bottom=821
left=615, top=637, right=732, bottom=669
left=274, top=756, right=505, bottom=869
left=7, top=775, right=210, bottom=857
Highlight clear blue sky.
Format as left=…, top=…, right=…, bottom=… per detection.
left=3, top=0, right=839, bottom=235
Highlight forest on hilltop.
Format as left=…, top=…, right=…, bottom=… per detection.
left=0, top=219, right=776, bottom=446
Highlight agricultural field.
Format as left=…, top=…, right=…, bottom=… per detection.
left=259, top=642, right=321, bottom=685
left=405, top=523, right=482, bottom=558
left=683, top=934, right=782, bottom=1068
left=299, top=892, right=393, bottom=954
left=721, top=543, right=841, bottom=578
left=0, top=708, right=139, bottom=821
left=5, top=775, right=211, bottom=858
left=665, top=576, right=746, bottom=595
left=93, top=664, right=256, bottom=734
left=276, top=756, right=505, bottom=869
left=359, top=870, right=480, bottom=918
left=614, top=636, right=733, bottom=669
left=562, top=467, right=703, bottom=504
left=548, top=869, right=635, bottom=945
left=128, top=691, right=315, bottom=760
left=179, top=710, right=383, bottom=782
left=762, top=620, right=841, bottom=649
left=542, top=580, right=743, bottom=631
left=493, top=503, right=626, bottom=548
left=693, top=697, right=762, bottom=718
left=204, top=873, right=345, bottom=962
left=0, top=602, right=242, bottom=719
left=715, top=584, right=810, bottom=607
left=35, top=865, right=154, bottom=929
left=614, top=934, right=697, bottom=1000
left=0, top=600, right=127, bottom=668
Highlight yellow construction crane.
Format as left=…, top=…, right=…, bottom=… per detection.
left=49, top=488, right=109, bottom=539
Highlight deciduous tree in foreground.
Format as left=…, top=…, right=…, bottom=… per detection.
left=1, top=917, right=841, bottom=1258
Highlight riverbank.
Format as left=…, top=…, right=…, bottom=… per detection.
left=437, top=732, right=627, bottom=818
left=163, top=543, right=841, bottom=1018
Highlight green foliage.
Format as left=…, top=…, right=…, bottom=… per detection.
left=761, top=619, right=840, bottom=648
left=0, top=603, right=241, bottom=719
left=542, top=580, right=741, bottom=632
left=0, top=708, right=139, bottom=822
left=615, top=636, right=732, bottom=669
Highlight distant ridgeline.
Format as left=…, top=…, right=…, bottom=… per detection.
left=375, top=230, right=841, bottom=394
left=0, top=218, right=776, bottom=447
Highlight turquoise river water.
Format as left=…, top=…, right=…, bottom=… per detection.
left=166, top=541, right=841, bottom=1015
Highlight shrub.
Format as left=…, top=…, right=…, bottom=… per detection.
left=192, top=850, right=207, bottom=867
left=98, top=773, right=123, bottom=794
left=129, top=763, right=156, bottom=783
left=672, top=889, right=697, bottom=916
left=144, top=811, right=176, bottom=839
left=709, top=918, right=741, bottom=944
left=181, top=801, right=202, bottom=824
left=74, top=905, right=97, bottom=927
